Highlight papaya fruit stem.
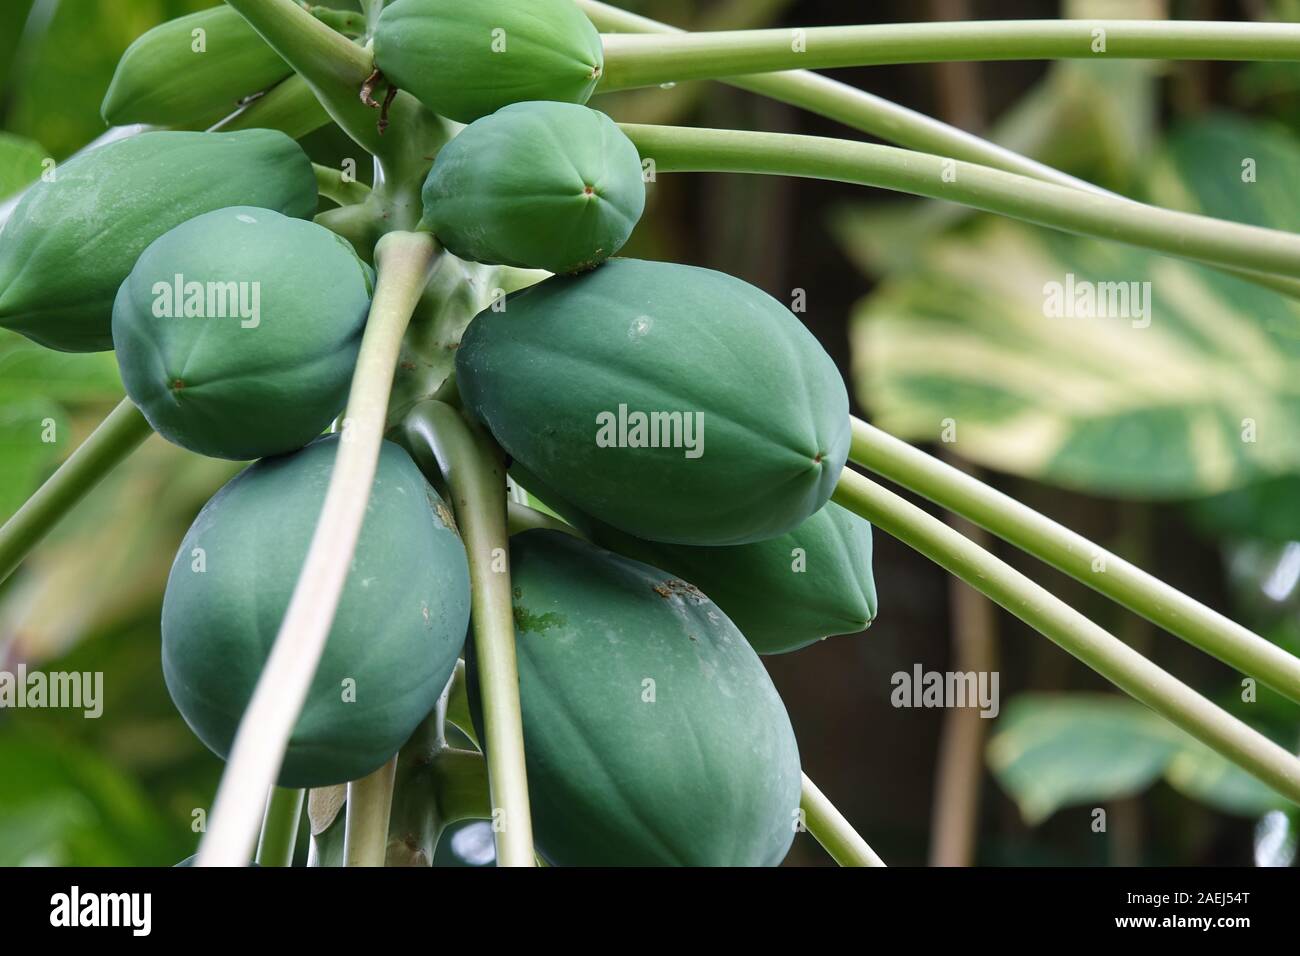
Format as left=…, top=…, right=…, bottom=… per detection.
left=0, top=397, right=152, bottom=587
left=397, top=400, right=537, bottom=866
left=622, top=122, right=1300, bottom=281
left=344, top=757, right=398, bottom=866
left=255, top=787, right=305, bottom=867
left=849, top=417, right=1300, bottom=706
left=801, top=774, right=886, bottom=867
left=833, top=467, right=1300, bottom=808
left=597, top=20, right=1300, bottom=92
left=197, top=231, right=437, bottom=867
left=313, top=161, right=371, bottom=206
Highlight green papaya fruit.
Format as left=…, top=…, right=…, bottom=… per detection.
left=456, top=258, right=851, bottom=546
left=112, top=205, right=373, bottom=461
left=527, top=486, right=877, bottom=654
left=101, top=6, right=293, bottom=130
left=374, top=0, right=603, bottom=123
left=0, top=130, right=316, bottom=352
left=162, top=436, right=471, bottom=789
left=422, top=102, right=644, bottom=275
left=468, top=530, right=801, bottom=866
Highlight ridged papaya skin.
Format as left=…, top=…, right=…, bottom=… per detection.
left=0, top=130, right=316, bottom=353
left=456, top=258, right=851, bottom=546
left=468, top=530, right=801, bottom=866
left=162, top=436, right=470, bottom=789
left=529, top=486, right=877, bottom=654
left=112, top=206, right=373, bottom=461
left=422, top=102, right=644, bottom=275
left=101, top=6, right=293, bottom=129
left=374, top=0, right=603, bottom=124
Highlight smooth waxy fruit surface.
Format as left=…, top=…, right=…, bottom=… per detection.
left=101, top=5, right=293, bottom=129
left=457, top=258, right=851, bottom=545
left=113, top=206, right=373, bottom=461
left=162, top=437, right=471, bottom=789
left=374, top=0, right=603, bottom=123
left=544, top=497, right=877, bottom=654
left=468, top=530, right=801, bottom=866
left=0, top=130, right=315, bottom=352
left=422, top=102, right=644, bottom=274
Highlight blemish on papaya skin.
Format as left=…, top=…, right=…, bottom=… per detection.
left=652, top=579, right=707, bottom=604
left=513, top=604, right=565, bottom=633
left=170, top=378, right=185, bottom=392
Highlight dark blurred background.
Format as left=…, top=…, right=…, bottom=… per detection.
left=2, top=0, right=1299, bottom=866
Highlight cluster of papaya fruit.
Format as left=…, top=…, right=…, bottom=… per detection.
left=0, top=0, right=876, bottom=866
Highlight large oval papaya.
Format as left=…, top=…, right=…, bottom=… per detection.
left=0, top=130, right=316, bottom=352
left=374, top=0, right=603, bottom=124
left=112, top=206, right=373, bottom=461
left=528, top=487, right=877, bottom=654
left=162, top=436, right=471, bottom=789
left=101, top=6, right=293, bottom=130
left=456, top=258, right=851, bottom=545
left=422, top=102, right=644, bottom=275
left=468, top=529, right=801, bottom=866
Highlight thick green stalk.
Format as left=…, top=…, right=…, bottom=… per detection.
left=849, top=419, right=1300, bottom=705
left=833, top=468, right=1300, bottom=806
left=313, top=162, right=371, bottom=205
left=599, top=20, right=1300, bottom=91
left=623, top=123, right=1300, bottom=279
left=196, top=232, right=436, bottom=867
left=344, top=757, right=398, bottom=866
left=255, top=787, right=305, bottom=867
left=0, top=398, right=152, bottom=586
left=398, top=401, right=536, bottom=867
left=801, top=774, right=885, bottom=867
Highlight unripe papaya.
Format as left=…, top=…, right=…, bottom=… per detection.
left=162, top=436, right=471, bottom=789
left=373, top=0, right=603, bottom=123
left=530, top=490, right=877, bottom=654
left=468, top=530, right=801, bottom=866
left=112, top=206, right=373, bottom=461
left=422, top=102, right=644, bottom=275
left=456, top=258, right=850, bottom=546
left=0, top=130, right=316, bottom=352
left=101, top=6, right=293, bottom=130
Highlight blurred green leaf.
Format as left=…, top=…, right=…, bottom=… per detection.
left=987, top=694, right=1180, bottom=825
left=0, top=401, right=66, bottom=518
left=846, top=117, right=1300, bottom=497
left=1165, top=742, right=1290, bottom=817
left=0, top=131, right=45, bottom=198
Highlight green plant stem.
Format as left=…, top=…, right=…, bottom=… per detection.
left=255, top=787, right=305, bottom=867
left=598, top=20, right=1300, bottom=91
left=313, top=162, right=371, bottom=205
left=832, top=467, right=1300, bottom=806
left=581, top=0, right=1102, bottom=193
left=849, top=418, right=1300, bottom=706
left=506, top=501, right=580, bottom=538
left=196, top=231, right=436, bottom=867
left=623, top=123, right=1300, bottom=279
left=398, top=400, right=536, bottom=867
left=0, top=398, right=152, bottom=587
left=344, top=757, right=398, bottom=866
left=444, top=659, right=478, bottom=750
left=223, top=0, right=449, bottom=189
left=801, top=773, right=886, bottom=867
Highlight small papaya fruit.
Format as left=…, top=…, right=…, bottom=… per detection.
left=162, top=436, right=471, bottom=789
left=468, top=530, right=801, bottom=866
left=456, top=258, right=851, bottom=546
left=528, top=487, right=877, bottom=654
left=373, top=0, right=603, bottom=123
left=0, top=130, right=316, bottom=353
left=101, top=6, right=293, bottom=130
left=422, top=102, right=644, bottom=275
left=112, top=206, right=373, bottom=461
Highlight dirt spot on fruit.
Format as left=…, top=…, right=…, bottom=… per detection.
left=432, top=500, right=459, bottom=534
left=652, top=579, right=706, bottom=605
left=513, top=604, right=565, bottom=634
